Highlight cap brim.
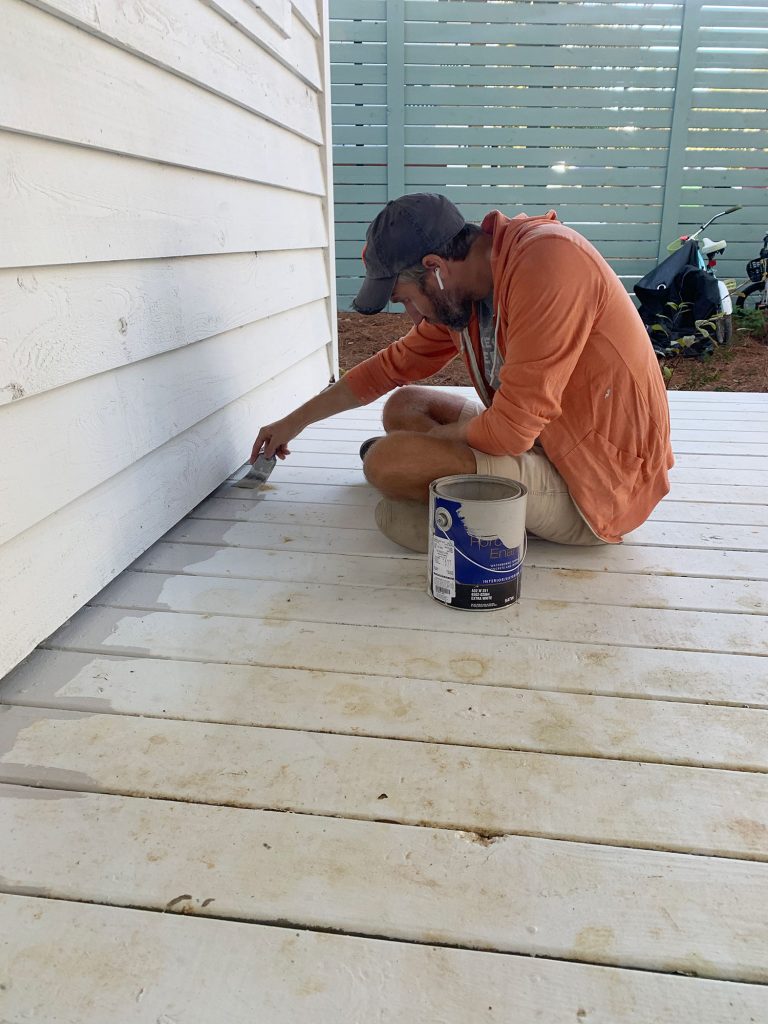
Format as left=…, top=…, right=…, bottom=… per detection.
left=352, top=273, right=396, bottom=315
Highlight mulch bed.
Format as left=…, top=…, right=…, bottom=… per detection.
left=338, top=312, right=768, bottom=393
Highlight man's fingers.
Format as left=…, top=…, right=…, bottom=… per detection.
left=250, top=428, right=271, bottom=463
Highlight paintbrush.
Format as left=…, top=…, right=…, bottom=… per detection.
left=234, top=452, right=277, bottom=490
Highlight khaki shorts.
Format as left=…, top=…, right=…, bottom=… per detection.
left=459, top=400, right=606, bottom=547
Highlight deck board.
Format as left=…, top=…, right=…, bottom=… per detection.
left=1, top=389, right=767, bottom=1019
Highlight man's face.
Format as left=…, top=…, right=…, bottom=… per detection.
left=391, top=270, right=474, bottom=331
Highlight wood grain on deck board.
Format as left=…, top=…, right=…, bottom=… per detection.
left=45, top=606, right=768, bottom=707
left=4, top=650, right=766, bottom=769
left=2, top=785, right=768, bottom=983
left=3, top=894, right=766, bottom=1024
left=1, top=705, right=765, bottom=858
left=133, top=540, right=768, bottom=615
left=91, top=570, right=768, bottom=656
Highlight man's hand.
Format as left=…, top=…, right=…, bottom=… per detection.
left=250, top=413, right=305, bottom=462
left=248, top=378, right=364, bottom=464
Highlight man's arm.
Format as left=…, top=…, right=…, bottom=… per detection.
left=250, top=377, right=362, bottom=462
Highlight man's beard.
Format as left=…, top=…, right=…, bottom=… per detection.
left=424, top=289, right=474, bottom=331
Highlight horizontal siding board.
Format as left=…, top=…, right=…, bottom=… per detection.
left=0, top=349, right=328, bottom=678
left=0, top=300, right=331, bottom=546
left=206, top=0, right=323, bottom=88
left=2, top=1, right=324, bottom=195
left=0, top=133, right=327, bottom=268
left=0, top=249, right=328, bottom=405
left=24, top=0, right=323, bottom=142
left=291, top=0, right=321, bottom=36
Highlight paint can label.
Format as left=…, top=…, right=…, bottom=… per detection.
left=430, top=484, right=526, bottom=611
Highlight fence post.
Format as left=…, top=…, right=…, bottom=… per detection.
left=386, top=0, right=405, bottom=202
left=656, top=0, right=703, bottom=260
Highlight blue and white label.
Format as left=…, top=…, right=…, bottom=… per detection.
left=432, top=495, right=523, bottom=610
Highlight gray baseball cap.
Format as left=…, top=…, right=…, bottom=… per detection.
left=352, top=193, right=466, bottom=314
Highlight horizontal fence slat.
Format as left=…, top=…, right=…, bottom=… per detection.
left=408, top=64, right=680, bottom=89
left=405, top=23, right=681, bottom=47
left=401, top=44, right=683, bottom=69
left=330, top=0, right=767, bottom=309
left=402, top=126, right=673, bottom=149
left=334, top=202, right=665, bottom=224
left=404, top=1, right=685, bottom=29
left=402, top=85, right=677, bottom=110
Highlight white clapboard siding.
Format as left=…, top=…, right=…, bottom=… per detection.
left=0, top=0, right=335, bottom=675
left=45, top=605, right=768, bottom=707
left=0, top=133, right=327, bottom=269
left=207, top=0, right=322, bottom=87
left=5, top=648, right=767, bottom=769
left=1, top=705, right=766, bottom=858
left=0, top=299, right=331, bottom=545
left=0, top=347, right=327, bottom=678
left=2, top=2, right=324, bottom=193
left=0, top=249, right=328, bottom=405
left=2, top=785, right=767, bottom=982
left=28, top=0, right=323, bottom=141
left=4, top=896, right=765, bottom=1024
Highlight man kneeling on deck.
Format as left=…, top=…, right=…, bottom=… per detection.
left=250, top=193, right=674, bottom=550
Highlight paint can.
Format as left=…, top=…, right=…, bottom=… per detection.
left=428, top=475, right=528, bottom=611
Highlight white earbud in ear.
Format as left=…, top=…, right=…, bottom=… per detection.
left=434, top=267, right=445, bottom=291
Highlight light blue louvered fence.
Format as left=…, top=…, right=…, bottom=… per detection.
left=331, top=0, right=768, bottom=310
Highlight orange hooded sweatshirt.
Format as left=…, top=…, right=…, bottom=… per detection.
left=343, top=211, right=674, bottom=543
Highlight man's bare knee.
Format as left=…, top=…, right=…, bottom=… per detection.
left=382, top=386, right=469, bottom=434
left=363, top=431, right=476, bottom=502
left=382, top=387, right=432, bottom=432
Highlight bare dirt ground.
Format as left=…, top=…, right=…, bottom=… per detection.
left=337, top=311, right=768, bottom=392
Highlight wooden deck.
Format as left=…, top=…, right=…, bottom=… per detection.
left=1, top=388, right=767, bottom=1022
